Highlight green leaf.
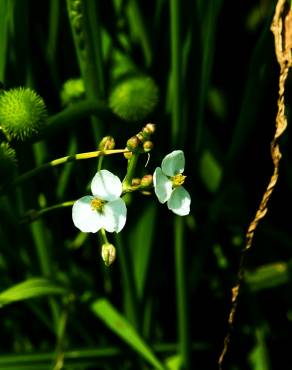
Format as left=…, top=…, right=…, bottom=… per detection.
left=199, top=150, right=222, bottom=193
left=91, top=298, right=165, bottom=369
left=0, top=0, right=10, bottom=80
left=0, top=278, right=68, bottom=307
left=129, top=202, right=157, bottom=299
left=248, top=326, right=271, bottom=370
left=165, top=354, right=182, bottom=370
left=245, top=262, right=289, bottom=292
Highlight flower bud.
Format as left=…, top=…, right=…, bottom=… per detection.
left=136, top=132, right=144, bottom=142
left=101, top=243, right=116, bottom=266
left=131, top=178, right=141, bottom=186
left=126, top=136, right=141, bottom=151
left=142, top=123, right=156, bottom=137
left=143, top=140, right=153, bottom=152
left=140, top=174, right=153, bottom=187
left=124, top=150, right=132, bottom=160
left=0, top=87, right=48, bottom=141
left=98, top=136, right=115, bottom=150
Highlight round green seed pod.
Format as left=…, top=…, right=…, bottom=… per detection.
left=109, top=76, right=159, bottom=122
left=0, top=142, right=17, bottom=186
left=0, top=87, right=48, bottom=141
left=60, top=78, right=85, bottom=106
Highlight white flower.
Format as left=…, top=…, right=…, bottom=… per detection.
left=72, top=169, right=127, bottom=233
left=153, top=150, right=191, bottom=216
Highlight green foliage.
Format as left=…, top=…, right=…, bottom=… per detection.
left=0, top=278, right=69, bottom=307
left=91, top=298, right=164, bottom=369
left=0, top=1, right=290, bottom=370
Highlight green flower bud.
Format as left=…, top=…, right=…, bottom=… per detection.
left=131, top=178, right=141, bottom=186
left=126, top=136, right=141, bottom=151
left=140, top=174, right=153, bottom=187
left=136, top=132, right=144, bottom=142
left=98, top=136, right=115, bottom=151
left=143, top=140, right=153, bottom=152
left=109, top=76, right=159, bottom=122
left=60, top=78, right=85, bottom=106
left=0, top=142, right=17, bottom=187
left=143, top=123, right=156, bottom=137
left=101, top=243, right=116, bottom=266
left=124, top=150, right=132, bottom=160
left=0, top=87, right=48, bottom=141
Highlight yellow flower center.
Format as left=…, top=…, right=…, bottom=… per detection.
left=90, top=197, right=105, bottom=212
left=172, top=174, right=186, bottom=187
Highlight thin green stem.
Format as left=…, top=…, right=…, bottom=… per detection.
left=0, top=342, right=209, bottom=366
left=123, top=153, right=139, bottom=189
left=99, top=228, right=109, bottom=245
left=66, top=0, right=105, bottom=143
left=128, top=0, right=152, bottom=67
left=36, top=99, right=110, bottom=142
left=114, top=233, right=139, bottom=329
left=170, top=0, right=182, bottom=146
left=30, top=220, right=60, bottom=332
left=3, top=149, right=128, bottom=193
left=21, top=201, right=75, bottom=223
left=174, top=216, right=191, bottom=370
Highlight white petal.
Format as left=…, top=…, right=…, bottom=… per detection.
left=161, top=150, right=185, bottom=176
left=167, top=187, right=191, bottom=216
left=153, top=167, right=173, bottom=203
left=91, top=169, right=122, bottom=201
left=101, top=198, right=127, bottom=233
left=72, top=196, right=103, bottom=233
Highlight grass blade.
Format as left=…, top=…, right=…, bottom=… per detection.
left=91, top=298, right=165, bottom=370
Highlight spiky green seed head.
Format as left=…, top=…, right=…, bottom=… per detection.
left=60, top=78, right=85, bottom=106
left=0, top=87, right=48, bottom=141
left=0, top=142, right=17, bottom=186
left=109, top=76, right=159, bottom=122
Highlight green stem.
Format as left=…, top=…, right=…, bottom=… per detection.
left=123, top=153, right=139, bottom=189
left=22, top=201, right=75, bottom=223
left=114, top=233, right=139, bottom=329
left=36, top=99, right=110, bottom=141
left=174, top=216, right=191, bottom=370
left=3, top=149, right=128, bottom=192
left=66, top=0, right=105, bottom=142
left=99, top=228, right=109, bottom=244
left=170, top=0, right=182, bottom=146
left=128, top=0, right=152, bottom=67
left=0, top=342, right=209, bottom=366
left=30, top=220, right=60, bottom=332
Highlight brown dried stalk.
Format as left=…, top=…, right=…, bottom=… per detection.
left=218, top=1, right=292, bottom=368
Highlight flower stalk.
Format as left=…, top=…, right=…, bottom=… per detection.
left=2, top=149, right=129, bottom=193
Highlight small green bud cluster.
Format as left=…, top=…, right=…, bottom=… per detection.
left=68, top=0, right=87, bottom=58
left=0, top=87, right=48, bottom=141
left=125, top=123, right=155, bottom=156
left=130, top=174, right=153, bottom=189
left=109, top=76, right=159, bottom=122
left=60, top=78, right=85, bottom=106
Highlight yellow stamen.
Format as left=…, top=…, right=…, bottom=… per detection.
left=90, top=198, right=105, bottom=211
left=172, top=174, right=186, bottom=187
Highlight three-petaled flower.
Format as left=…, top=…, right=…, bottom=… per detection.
left=72, top=169, right=127, bottom=233
left=153, top=150, right=191, bottom=216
